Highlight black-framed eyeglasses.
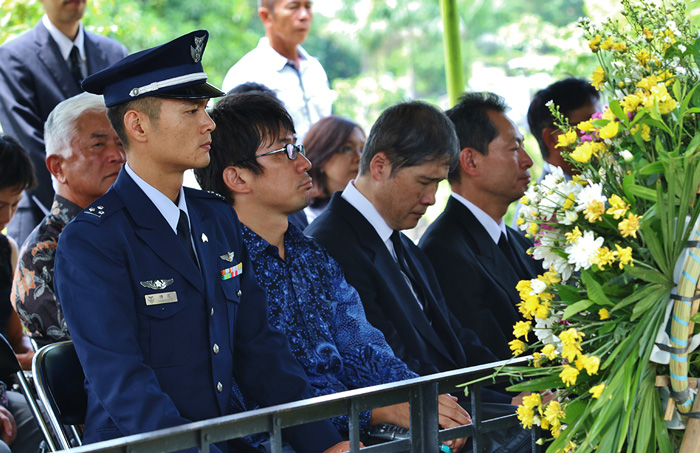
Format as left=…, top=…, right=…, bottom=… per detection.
left=236, top=143, right=305, bottom=165
left=336, top=145, right=363, bottom=154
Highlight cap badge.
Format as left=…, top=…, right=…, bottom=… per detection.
left=191, top=35, right=205, bottom=63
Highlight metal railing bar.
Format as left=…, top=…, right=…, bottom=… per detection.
left=349, top=401, right=360, bottom=453
left=361, top=439, right=411, bottom=452
left=59, top=358, right=530, bottom=453
left=270, top=416, right=282, bottom=453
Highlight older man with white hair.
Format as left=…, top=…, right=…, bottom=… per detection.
left=12, top=92, right=125, bottom=347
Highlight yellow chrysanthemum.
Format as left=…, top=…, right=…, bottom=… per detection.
left=565, top=226, right=582, bottom=243
left=599, top=308, right=610, bottom=320
left=642, top=27, right=653, bottom=41
left=533, top=352, right=544, bottom=367
left=517, top=298, right=538, bottom=320
left=520, top=196, right=530, bottom=206
left=612, top=41, right=627, bottom=52
left=599, top=36, right=614, bottom=50
left=620, top=93, right=642, bottom=114
left=593, top=246, right=615, bottom=270
left=562, top=342, right=582, bottom=362
left=534, top=299, right=551, bottom=320
left=528, top=222, right=539, bottom=235
left=572, top=175, right=588, bottom=186
left=557, top=129, right=578, bottom=148
left=582, top=355, right=600, bottom=375
left=542, top=344, right=558, bottom=360
left=636, top=48, right=651, bottom=66
left=589, top=383, right=605, bottom=399
left=560, top=365, right=580, bottom=387
left=540, top=269, right=561, bottom=286
left=640, top=123, right=651, bottom=142
left=522, top=392, right=542, bottom=409
left=543, top=401, right=566, bottom=428
left=584, top=200, right=606, bottom=223
left=614, top=244, right=634, bottom=268
left=562, top=193, right=576, bottom=210
left=563, top=440, right=578, bottom=452
left=589, top=34, right=602, bottom=51
left=618, top=213, right=642, bottom=238
left=577, top=120, right=596, bottom=133
left=509, top=339, right=526, bottom=356
left=606, top=194, right=629, bottom=219
left=513, top=321, right=532, bottom=341
left=516, top=405, right=536, bottom=429
left=560, top=327, right=585, bottom=344
left=591, top=66, right=605, bottom=90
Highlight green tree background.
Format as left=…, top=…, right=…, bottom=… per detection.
left=2, top=0, right=699, bottom=221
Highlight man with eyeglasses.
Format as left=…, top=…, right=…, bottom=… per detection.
left=194, top=93, right=469, bottom=451
left=53, top=32, right=349, bottom=453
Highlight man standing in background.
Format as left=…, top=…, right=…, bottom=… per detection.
left=222, top=0, right=333, bottom=141
left=0, top=0, right=127, bottom=244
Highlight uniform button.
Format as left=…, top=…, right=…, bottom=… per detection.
left=237, top=290, right=242, bottom=297
left=217, top=382, right=223, bottom=393
left=210, top=308, right=214, bottom=317
left=213, top=344, right=219, bottom=354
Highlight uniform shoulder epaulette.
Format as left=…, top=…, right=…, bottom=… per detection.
left=74, top=191, right=123, bottom=225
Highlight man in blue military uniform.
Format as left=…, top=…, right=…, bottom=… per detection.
left=53, top=31, right=347, bottom=453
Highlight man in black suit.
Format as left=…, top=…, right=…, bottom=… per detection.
left=0, top=0, right=128, bottom=244
left=306, top=101, right=531, bottom=452
left=419, top=92, right=544, bottom=360
left=306, top=101, right=501, bottom=382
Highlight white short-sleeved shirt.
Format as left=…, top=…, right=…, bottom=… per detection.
left=222, top=38, right=334, bottom=142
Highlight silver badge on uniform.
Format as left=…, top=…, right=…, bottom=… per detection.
left=140, top=279, right=174, bottom=290
left=220, top=251, right=235, bottom=262
left=201, top=233, right=208, bottom=243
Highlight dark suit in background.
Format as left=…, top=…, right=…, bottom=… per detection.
left=306, top=194, right=503, bottom=382
left=420, top=197, right=543, bottom=360
left=0, top=20, right=127, bottom=243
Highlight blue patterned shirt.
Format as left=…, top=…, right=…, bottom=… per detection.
left=231, top=223, right=416, bottom=434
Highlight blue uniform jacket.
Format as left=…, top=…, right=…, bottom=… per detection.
left=54, top=170, right=341, bottom=452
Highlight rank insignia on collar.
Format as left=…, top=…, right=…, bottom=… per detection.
left=140, top=279, right=174, bottom=290
left=191, top=35, right=205, bottom=63
left=220, top=251, right=235, bottom=262
left=201, top=233, right=208, bottom=243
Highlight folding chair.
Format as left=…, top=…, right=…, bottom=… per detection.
left=0, top=334, right=56, bottom=451
left=32, top=340, right=86, bottom=451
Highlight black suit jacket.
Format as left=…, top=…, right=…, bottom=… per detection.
left=306, top=193, right=500, bottom=378
left=0, top=20, right=128, bottom=244
left=419, top=197, right=544, bottom=359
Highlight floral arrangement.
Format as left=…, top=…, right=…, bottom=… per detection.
left=496, top=1, right=700, bottom=451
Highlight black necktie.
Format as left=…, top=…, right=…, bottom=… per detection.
left=177, top=210, right=197, bottom=266
left=68, top=46, right=83, bottom=85
left=498, top=231, right=529, bottom=280
left=390, top=231, right=430, bottom=317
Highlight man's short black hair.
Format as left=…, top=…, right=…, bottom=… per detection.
left=527, top=77, right=599, bottom=159
left=359, top=101, right=459, bottom=177
left=445, top=92, right=509, bottom=183
left=0, top=135, right=36, bottom=192
left=194, top=93, right=295, bottom=205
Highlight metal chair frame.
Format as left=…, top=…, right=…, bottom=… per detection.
left=0, top=333, right=57, bottom=451
left=32, top=340, right=85, bottom=451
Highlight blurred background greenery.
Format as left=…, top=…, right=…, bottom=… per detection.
left=2, top=0, right=699, bottom=229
